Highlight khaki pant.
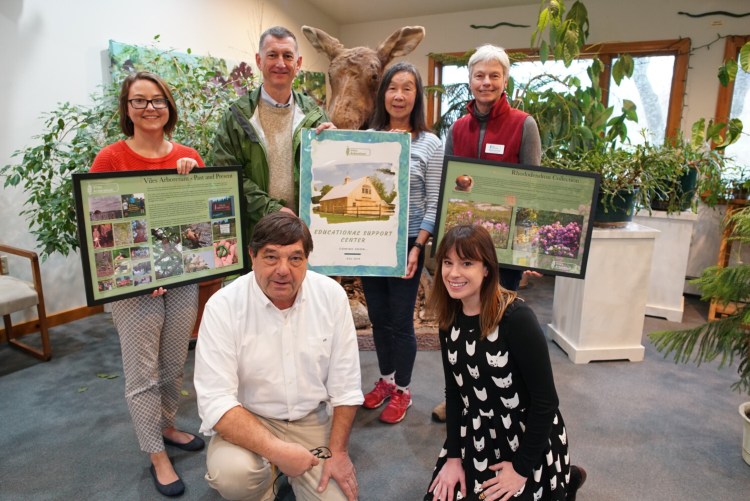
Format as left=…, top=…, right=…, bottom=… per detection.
left=205, top=404, right=348, bottom=501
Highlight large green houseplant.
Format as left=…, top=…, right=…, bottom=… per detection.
left=430, top=1, right=662, bottom=224
left=650, top=205, right=750, bottom=393
left=1, top=38, right=256, bottom=260
left=430, top=1, right=746, bottom=223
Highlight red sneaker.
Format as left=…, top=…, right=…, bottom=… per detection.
left=379, top=389, right=412, bottom=424
left=362, top=379, right=396, bottom=409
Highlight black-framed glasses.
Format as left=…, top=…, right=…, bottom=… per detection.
left=128, top=98, right=168, bottom=109
left=272, top=447, right=332, bottom=496
left=310, top=446, right=332, bottom=459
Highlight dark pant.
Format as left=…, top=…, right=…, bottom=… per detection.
left=499, top=266, right=522, bottom=291
left=360, top=238, right=425, bottom=388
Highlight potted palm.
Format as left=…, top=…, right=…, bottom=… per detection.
left=650, top=206, right=750, bottom=464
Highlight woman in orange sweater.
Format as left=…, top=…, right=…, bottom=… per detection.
left=91, top=71, right=204, bottom=497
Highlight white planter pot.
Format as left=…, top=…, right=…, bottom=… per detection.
left=740, top=402, right=750, bottom=466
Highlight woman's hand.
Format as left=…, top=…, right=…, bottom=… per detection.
left=478, top=462, right=527, bottom=501
left=403, top=246, right=420, bottom=279
left=176, top=157, right=198, bottom=175
left=150, top=287, right=167, bottom=297
left=429, top=458, right=465, bottom=501
left=315, top=122, right=337, bottom=134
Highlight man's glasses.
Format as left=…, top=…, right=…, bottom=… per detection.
left=272, top=447, right=332, bottom=496
left=128, top=98, right=168, bottom=109
left=310, top=446, right=332, bottom=459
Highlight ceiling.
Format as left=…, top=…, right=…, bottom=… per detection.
left=304, top=0, right=539, bottom=25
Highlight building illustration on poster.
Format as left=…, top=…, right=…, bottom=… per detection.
left=299, top=129, right=410, bottom=277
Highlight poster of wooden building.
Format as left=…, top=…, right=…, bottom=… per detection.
left=300, top=129, right=410, bottom=277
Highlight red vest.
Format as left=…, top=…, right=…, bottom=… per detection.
left=451, top=94, right=528, bottom=163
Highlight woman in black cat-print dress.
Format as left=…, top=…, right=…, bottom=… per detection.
left=425, top=224, right=574, bottom=501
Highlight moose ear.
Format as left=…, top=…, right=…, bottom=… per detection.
left=302, top=25, right=344, bottom=60
left=376, top=26, right=425, bottom=66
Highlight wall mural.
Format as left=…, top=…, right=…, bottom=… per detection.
left=108, top=40, right=326, bottom=105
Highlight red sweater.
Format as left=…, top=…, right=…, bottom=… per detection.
left=451, top=94, right=528, bottom=163
left=90, top=140, right=204, bottom=172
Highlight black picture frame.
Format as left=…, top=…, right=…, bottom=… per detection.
left=73, top=166, right=248, bottom=306
left=434, top=156, right=600, bottom=279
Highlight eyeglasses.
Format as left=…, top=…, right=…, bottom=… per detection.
left=272, top=447, right=332, bottom=496
left=310, top=446, right=332, bottom=459
left=128, top=98, right=168, bottom=109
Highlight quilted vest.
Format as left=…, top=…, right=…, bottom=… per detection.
left=451, top=94, right=528, bottom=163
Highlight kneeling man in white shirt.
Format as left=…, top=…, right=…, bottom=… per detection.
left=195, top=212, right=363, bottom=501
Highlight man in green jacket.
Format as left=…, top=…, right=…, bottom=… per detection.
left=213, top=26, right=332, bottom=238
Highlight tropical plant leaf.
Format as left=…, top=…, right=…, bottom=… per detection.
left=739, top=41, right=750, bottom=73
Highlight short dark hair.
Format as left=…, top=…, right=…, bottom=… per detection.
left=250, top=212, right=313, bottom=257
left=369, top=61, right=429, bottom=134
left=118, top=71, right=178, bottom=137
left=259, top=26, right=298, bottom=53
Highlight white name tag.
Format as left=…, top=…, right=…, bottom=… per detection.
left=485, top=143, right=505, bottom=155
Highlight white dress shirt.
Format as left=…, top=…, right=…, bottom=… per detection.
left=194, top=270, right=363, bottom=435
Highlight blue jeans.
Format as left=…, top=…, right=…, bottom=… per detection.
left=360, top=238, right=425, bottom=388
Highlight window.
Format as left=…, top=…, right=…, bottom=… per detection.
left=428, top=39, right=690, bottom=144
left=715, top=36, right=750, bottom=179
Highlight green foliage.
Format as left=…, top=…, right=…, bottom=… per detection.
left=718, top=41, right=750, bottom=86
left=531, top=0, right=589, bottom=65
left=1, top=40, right=257, bottom=260
left=741, top=41, right=750, bottom=73
left=651, top=207, right=750, bottom=394
left=369, top=175, right=397, bottom=204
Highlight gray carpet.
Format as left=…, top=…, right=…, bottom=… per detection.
left=1, top=275, right=749, bottom=500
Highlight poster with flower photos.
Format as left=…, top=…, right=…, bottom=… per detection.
left=435, top=157, right=600, bottom=279
left=73, top=166, right=249, bottom=306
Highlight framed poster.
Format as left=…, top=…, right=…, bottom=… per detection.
left=435, top=156, right=600, bottom=279
left=73, top=166, right=249, bottom=306
left=299, top=129, right=410, bottom=276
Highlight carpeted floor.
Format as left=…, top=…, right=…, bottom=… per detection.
left=2, top=275, right=750, bottom=500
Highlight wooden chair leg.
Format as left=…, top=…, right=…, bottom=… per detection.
left=4, top=312, right=51, bottom=361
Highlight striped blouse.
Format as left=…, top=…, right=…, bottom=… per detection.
left=408, top=131, right=444, bottom=237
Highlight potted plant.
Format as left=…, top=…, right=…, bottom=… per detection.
left=650, top=206, right=750, bottom=464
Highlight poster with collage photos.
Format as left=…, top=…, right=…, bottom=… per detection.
left=73, top=166, right=248, bottom=306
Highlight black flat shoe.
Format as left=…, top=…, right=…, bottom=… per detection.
left=163, top=433, right=205, bottom=452
left=149, top=465, right=185, bottom=497
left=567, top=464, right=587, bottom=501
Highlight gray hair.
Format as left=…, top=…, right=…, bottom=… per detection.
left=468, top=44, right=510, bottom=78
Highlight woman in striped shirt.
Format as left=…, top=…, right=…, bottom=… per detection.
left=360, top=62, right=444, bottom=424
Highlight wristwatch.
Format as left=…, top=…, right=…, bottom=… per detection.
left=413, top=242, right=424, bottom=251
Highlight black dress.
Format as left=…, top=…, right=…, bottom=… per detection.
left=425, top=302, right=569, bottom=501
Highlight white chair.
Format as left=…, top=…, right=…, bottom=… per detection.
left=0, top=244, right=51, bottom=360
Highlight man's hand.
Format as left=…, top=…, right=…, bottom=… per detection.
left=318, top=450, right=358, bottom=500
left=273, top=441, right=320, bottom=478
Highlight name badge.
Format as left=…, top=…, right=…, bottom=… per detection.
left=485, top=143, right=505, bottom=155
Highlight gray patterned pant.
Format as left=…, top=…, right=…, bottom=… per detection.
left=111, top=284, right=198, bottom=453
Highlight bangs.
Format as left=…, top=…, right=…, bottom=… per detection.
left=453, top=237, right=484, bottom=263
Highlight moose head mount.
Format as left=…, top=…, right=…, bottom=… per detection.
left=302, top=25, right=425, bottom=130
